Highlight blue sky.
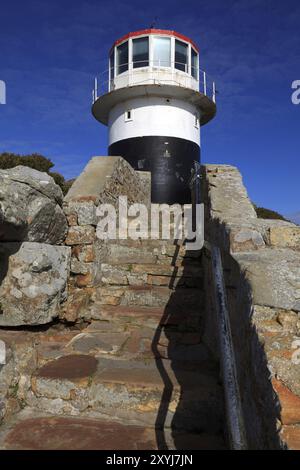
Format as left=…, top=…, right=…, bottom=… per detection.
left=0, top=0, right=299, bottom=215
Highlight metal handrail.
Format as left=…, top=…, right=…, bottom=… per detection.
left=94, top=60, right=215, bottom=80
left=92, top=60, right=216, bottom=104
left=191, top=163, right=247, bottom=450
left=205, top=241, right=247, bottom=450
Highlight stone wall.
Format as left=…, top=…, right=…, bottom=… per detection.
left=202, top=164, right=300, bottom=449
left=1, top=159, right=299, bottom=448
left=0, top=166, right=71, bottom=420
left=0, top=167, right=70, bottom=327
left=62, top=156, right=151, bottom=322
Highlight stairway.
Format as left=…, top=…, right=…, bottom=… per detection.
left=0, top=238, right=227, bottom=450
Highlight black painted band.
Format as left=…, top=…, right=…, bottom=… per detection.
left=109, top=136, right=200, bottom=204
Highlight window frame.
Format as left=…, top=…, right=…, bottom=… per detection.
left=174, top=39, right=189, bottom=73
left=109, top=48, right=115, bottom=80
left=191, top=47, right=198, bottom=80
left=132, top=36, right=149, bottom=69
left=125, top=109, right=133, bottom=122
left=152, top=35, right=171, bottom=68
left=116, top=40, right=129, bottom=75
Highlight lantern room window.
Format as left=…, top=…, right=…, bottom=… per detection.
left=153, top=36, right=171, bottom=67
left=116, top=41, right=128, bottom=75
left=110, top=49, right=115, bottom=80
left=132, top=37, right=149, bottom=68
left=175, top=39, right=188, bottom=72
left=191, top=48, right=198, bottom=79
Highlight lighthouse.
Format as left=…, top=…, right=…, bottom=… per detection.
left=92, top=29, right=216, bottom=204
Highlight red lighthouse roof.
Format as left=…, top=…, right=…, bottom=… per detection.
left=112, top=29, right=199, bottom=52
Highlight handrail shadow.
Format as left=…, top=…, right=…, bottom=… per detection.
left=151, top=239, right=225, bottom=450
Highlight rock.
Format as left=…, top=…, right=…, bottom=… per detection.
left=0, top=242, right=71, bottom=326
left=229, top=225, right=265, bottom=252
left=72, top=245, right=95, bottom=263
left=70, top=258, right=91, bottom=275
left=268, top=351, right=300, bottom=397
left=0, top=354, right=15, bottom=421
left=233, top=248, right=300, bottom=312
left=268, top=223, right=300, bottom=250
left=272, top=378, right=300, bottom=425
left=65, top=226, right=95, bottom=245
left=75, top=272, right=94, bottom=288
left=280, top=425, right=300, bottom=449
left=204, top=165, right=257, bottom=223
left=0, top=166, right=67, bottom=244
left=26, top=200, right=67, bottom=245
left=276, top=310, right=300, bottom=334
left=0, top=166, right=63, bottom=203
left=62, top=289, right=92, bottom=322
left=66, top=214, right=78, bottom=226
left=64, top=201, right=97, bottom=226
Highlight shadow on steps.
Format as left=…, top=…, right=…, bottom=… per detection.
left=151, top=241, right=226, bottom=450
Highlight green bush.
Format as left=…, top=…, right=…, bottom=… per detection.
left=252, top=203, right=287, bottom=221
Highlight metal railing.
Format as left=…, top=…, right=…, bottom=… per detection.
left=191, top=163, right=247, bottom=450
left=92, top=60, right=216, bottom=104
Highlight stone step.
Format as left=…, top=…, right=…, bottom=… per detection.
left=97, top=240, right=201, bottom=266
left=62, top=323, right=213, bottom=363
left=91, top=285, right=204, bottom=309
left=100, top=263, right=204, bottom=288
left=27, top=355, right=224, bottom=434
left=32, top=317, right=211, bottom=364
left=0, top=410, right=226, bottom=450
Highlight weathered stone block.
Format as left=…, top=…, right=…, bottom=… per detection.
left=64, top=201, right=97, bottom=226
left=280, top=425, right=300, bottom=449
left=75, top=272, right=94, bottom=288
left=64, top=157, right=151, bottom=208
left=65, top=226, right=95, bottom=245
left=272, top=378, right=300, bottom=425
left=70, top=258, right=91, bottom=275
left=61, top=289, right=92, bottom=322
left=66, top=214, right=78, bottom=226
left=269, top=224, right=300, bottom=249
left=0, top=166, right=67, bottom=244
left=72, top=245, right=95, bottom=263
left=229, top=226, right=265, bottom=252
left=233, top=248, right=300, bottom=312
left=0, top=242, right=71, bottom=326
left=203, top=165, right=257, bottom=223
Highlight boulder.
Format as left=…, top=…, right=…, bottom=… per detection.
left=0, top=242, right=71, bottom=326
left=0, top=166, right=67, bottom=244
left=233, top=248, right=300, bottom=312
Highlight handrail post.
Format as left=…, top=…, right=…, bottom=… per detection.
left=203, top=71, right=207, bottom=96
left=213, top=81, right=216, bottom=103
left=94, top=77, right=98, bottom=101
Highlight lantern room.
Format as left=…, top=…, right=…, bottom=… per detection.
left=108, top=29, right=200, bottom=92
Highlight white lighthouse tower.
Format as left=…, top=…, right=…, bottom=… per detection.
left=92, top=29, right=216, bottom=204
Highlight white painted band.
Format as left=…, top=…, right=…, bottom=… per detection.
left=108, top=97, right=201, bottom=146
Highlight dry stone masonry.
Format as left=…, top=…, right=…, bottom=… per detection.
left=62, top=156, right=151, bottom=320
left=202, top=164, right=300, bottom=449
left=0, top=166, right=70, bottom=327
left=0, top=158, right=300, bottom=450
